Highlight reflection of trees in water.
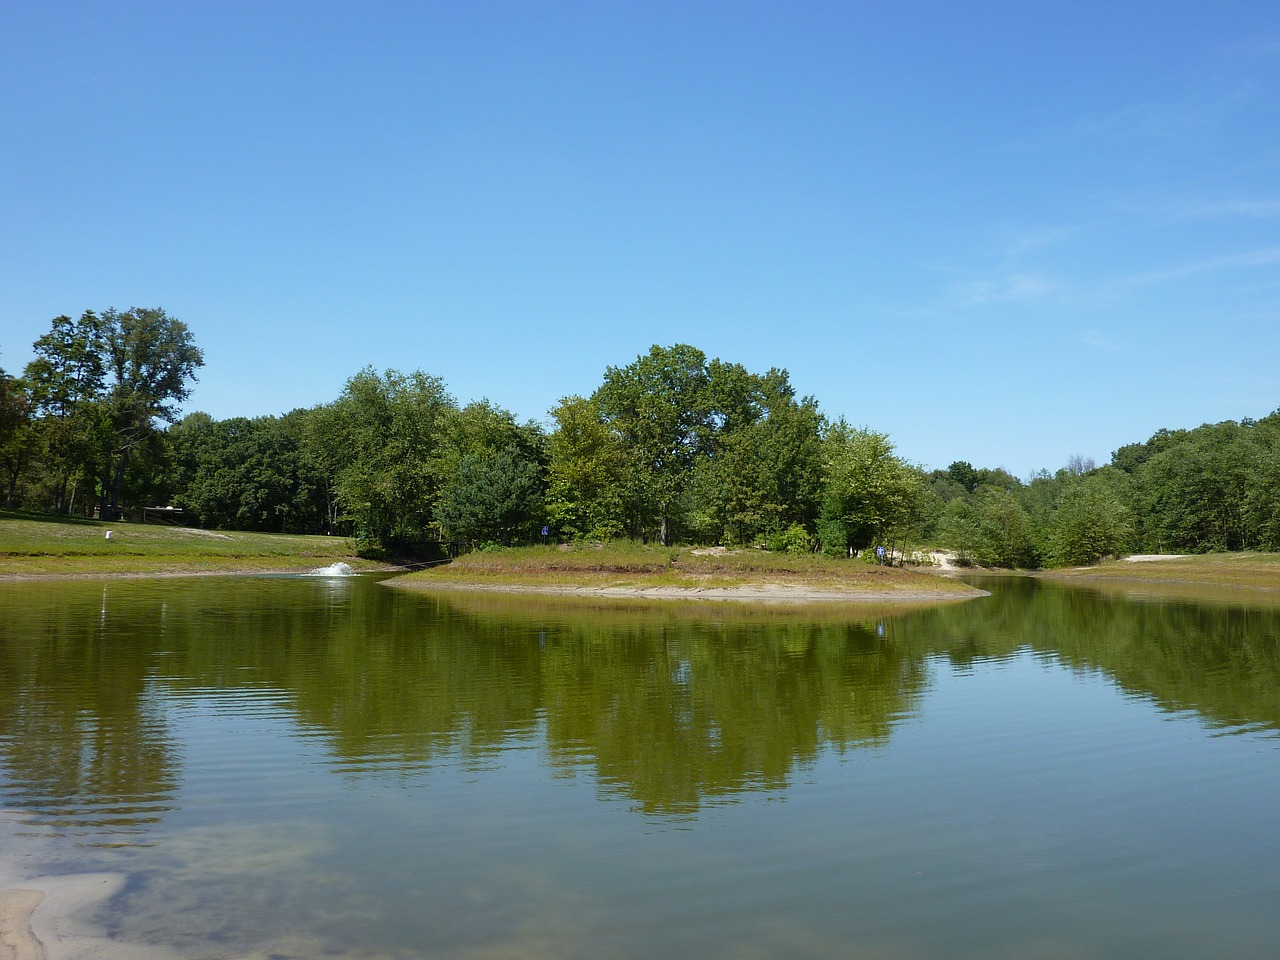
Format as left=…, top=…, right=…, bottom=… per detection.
left=3, top=577, right=1279, bottom=831
left=906, top=577, right=1280, bottom=731
left=0, top=584, right=178, bottom=841
left=157, top=586, right=930, bottom=815
left=535, top=615, right=927, bottom=813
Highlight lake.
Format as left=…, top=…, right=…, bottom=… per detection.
left=2, top=573, right=1278, bottom=959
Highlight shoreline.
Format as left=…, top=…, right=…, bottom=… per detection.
left=0, top=562, right=405, bottom=583
left=387, top=577, right=986, bottom=604
left=1035, top=552, right=1280, bottom=596
left=0, top=868, right=170, bottom=960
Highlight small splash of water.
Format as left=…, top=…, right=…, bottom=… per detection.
left=308, top=562, right=357, bottom=577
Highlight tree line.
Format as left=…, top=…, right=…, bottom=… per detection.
left=4, top=309, right=1279, bottom=563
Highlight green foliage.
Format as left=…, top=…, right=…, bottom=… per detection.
left=19, top=308, right=203, bottom=518
left=436, top=447, right=544, bottom=546
left=321, top=367, right=455, bottom=549
left=819, top=422, right=928, bottom=556
left=937, top=492, right=1039, bottom=568
left=13, top=311, right=1280, bottom=569
left=593, top=344, right=715, bottom=545
left=938, top=499, right=983, bottom=565
left=765, top=522, right=815, bottom=555
left=1049, top=472, right=1132, bottom=566
left=545, top=395, right=627, bottom=541
left=1133, top=422, right=1259, bottom=553
left=166, top=411, right=328, bottom=533
left=690, top=368, right=824, bottom=546
left=946, top=460, right=979, bottom=493
left=0, top=371, right=34, bottom=509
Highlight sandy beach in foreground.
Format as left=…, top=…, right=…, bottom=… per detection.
left=0, top=868, right=177, bottom=960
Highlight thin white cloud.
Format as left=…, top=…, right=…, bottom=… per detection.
left=954, top=272, right=1057, bottom=307
left=1162, top=198, right=1280, bottom=221
left=1007, top=87, right=1248, bottom=152
left=1078, top=328, right=1123, bottom=353
left=1105, top=247, right=1280, bottom=293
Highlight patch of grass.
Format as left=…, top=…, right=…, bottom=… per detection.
left=1043, top=553, right=1280, bottom=592
left=0, top=512, right=374, bottom=577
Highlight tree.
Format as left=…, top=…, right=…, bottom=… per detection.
left=0, top=369, right=34, bottom=508
left=320, top=367, right=455, bottom=550
left=545, top=395, right=628, bottom=541
left=98, top=307, right=204, bottom=517
left=435, top=400, right=545, bottom=485
left=22, top=311, right=109, bottom=513
left=819, top=422, right=928, bottom=558
left=688, top=367, right=824, bottom=545
left=1134, top=423, right=1258, bottom=552
left=973, top=488, right=1039, bottom=568
left=166, top=412, right=329, bottom=533
left=436, top=447, right=544, bottom=546
left=593, top=344, right=714, bottom=545
left=1049, top=471, right=1132, bottom=565
left=946, top=460, right=979, bottom=493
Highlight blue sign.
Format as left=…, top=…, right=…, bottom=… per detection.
left=541, top=526, right=549, bottom=537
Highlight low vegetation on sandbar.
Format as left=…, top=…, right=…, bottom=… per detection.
left=0, top=512, right=376, bottom=577
left=397, top=542, right=981, bottom=599
left=1041, top=553, right=1280, bottom=593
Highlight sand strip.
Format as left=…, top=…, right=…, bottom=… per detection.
left=388, top=579, right=985, bottom=603
left=0, top=889, right=46, bottom=960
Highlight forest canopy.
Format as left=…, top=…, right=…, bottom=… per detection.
left=5, top=310, right=1279, bottom=565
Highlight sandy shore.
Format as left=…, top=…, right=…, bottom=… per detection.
left=388, top=578, right=986, bottom=604
left=0, top=871, right=180, bottom=960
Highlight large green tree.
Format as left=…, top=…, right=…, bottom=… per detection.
left=688, top=365, right=824, bottom=545
left=98, top=307, right=204, bottom=517
left=545, top=395, right=628, bottom=541
left=0, top=368, right=34, bottom=508
left=22, top=311, right=109, bottom=513
left=593, top=344, right=715, bottom=545
left=320, top=367, right=455, bottom=550
left=166, top=411, right=328, bottom=533
left=818, top=422, right=928, bottom=558
left=433, top=400, right=546, bottom=546
left=436, top=447, right=545, bottom=546
left=1048, top=469, right=1132, bottom=565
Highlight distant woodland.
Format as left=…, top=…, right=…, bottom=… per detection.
left=4, top=308, right=1280, bottom=566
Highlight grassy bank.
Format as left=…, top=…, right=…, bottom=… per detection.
left=0, top=512, right=379, bottom=577
left=1041, top=552, right=1280, bottom=594
left=396, top=542, right=982, bottom=601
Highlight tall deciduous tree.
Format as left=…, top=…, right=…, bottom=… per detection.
left=1049, top=470, right=1132, bottom=565
left=819, top=422, right=927, bottom=557
left=23, top=311, right=109, bottom=513
left=593, top=344, right=714, bottom=545
left=545, top=395, right=628, bottom=540
left=689, top=366, right=824, bottom=545
left=0, top=368, right=34, bottom=508
left=98, top=307, right=204, bottom=516
left=322, top=367, right=455, bottom=550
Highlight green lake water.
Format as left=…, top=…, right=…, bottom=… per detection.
left=2, top=573, right=1278, bottom=959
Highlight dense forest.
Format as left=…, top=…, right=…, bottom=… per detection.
left=4, top=308, right=1280, bottom=565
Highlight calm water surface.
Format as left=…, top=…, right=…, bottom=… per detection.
left=2, top=574, right=1278, bottom=958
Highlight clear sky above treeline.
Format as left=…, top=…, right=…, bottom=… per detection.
left=2, top=1, right=1278, bottom=478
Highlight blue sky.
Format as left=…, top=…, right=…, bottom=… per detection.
left=3, top=1, right=1278, bottom=477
